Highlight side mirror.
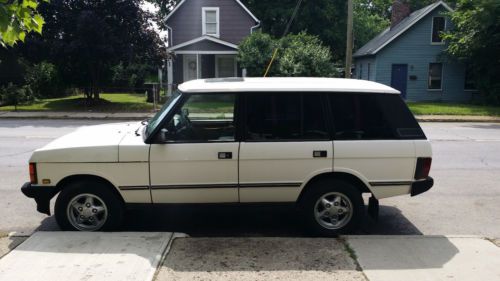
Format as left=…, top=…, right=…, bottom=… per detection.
left=182, top=108, right=189, bottom=117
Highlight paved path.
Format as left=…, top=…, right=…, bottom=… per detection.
left=1, top=234, right=499, bottom=281
left=0, top=232, right=172, bottom=281
left=347, top=236, right=500, bottom=281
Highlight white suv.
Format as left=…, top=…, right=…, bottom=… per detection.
left=22, top=77, right=433, bottom=235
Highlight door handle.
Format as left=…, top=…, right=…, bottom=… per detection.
left=313, top=150, right=327, bottom=158
left=218, top=152, right=232, bottom=159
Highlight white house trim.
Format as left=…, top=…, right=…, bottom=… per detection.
left=165, top=0, right=259, bottom=23
left=202, top=7, right=220, bottom=38
left=168, top=35, right=238, bottom=52
left=371, top=1, right=453, bottom=54
left=234, top=0, right=259, bottom=22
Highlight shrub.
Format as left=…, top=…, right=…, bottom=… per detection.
left=238, top=31, right=338, bottom=77
left=25, top=62, right=62, bottom=98
left=0, top=83, right=35, bottom=110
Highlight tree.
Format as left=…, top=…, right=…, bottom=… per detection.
left=242, top=0, right=347, bottom=62
left=238, top=32, right=336, bottom=77
left=0, top=0, right=46, bottom=47
left=442, top=0, right=500, bottom=103
left=354, top=0, right=391, bottom=49
left=18, top=0, right=166, bottom=103
left=237, top=32, right=276, bottom=76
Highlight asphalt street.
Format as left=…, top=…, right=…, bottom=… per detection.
left=0, top=120, right=499, bottom=237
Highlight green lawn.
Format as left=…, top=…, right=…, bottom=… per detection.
left=0, top=93, right=154, bottom=112
left=407, top=102, right=500, bottom=116
left=2, top=94, right=500, bottom=116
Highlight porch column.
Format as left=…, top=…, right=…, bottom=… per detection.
left=167, top=58, right=173, bottom=96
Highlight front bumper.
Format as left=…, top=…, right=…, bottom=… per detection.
left=410, top=177, right=434, bottom=196
left=21, top=182, right=60, bottom=215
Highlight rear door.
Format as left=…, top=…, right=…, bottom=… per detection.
left=238, top=92, right=333, bottom=202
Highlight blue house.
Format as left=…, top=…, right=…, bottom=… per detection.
left=353, top=1, right=477, bottom=102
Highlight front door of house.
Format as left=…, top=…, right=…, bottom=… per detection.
left=183, top=54, right=198, bottom=82
left=391, top=64, right=408, bottom=99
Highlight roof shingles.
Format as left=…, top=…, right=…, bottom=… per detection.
left=353, top=1, right=451, bottom=58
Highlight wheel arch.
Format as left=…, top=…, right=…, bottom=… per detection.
left=56, top=174, right=125, bottom=205
left=297, top=171, right=372, bottom=205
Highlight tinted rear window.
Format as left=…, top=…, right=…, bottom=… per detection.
left=329, top=93, right=425, bottom=140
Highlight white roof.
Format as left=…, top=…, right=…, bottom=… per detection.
left=178, top=77, right=400, bottom=94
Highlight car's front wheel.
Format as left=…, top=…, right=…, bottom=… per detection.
left=55, top=180, right=124, bottom=231
left=301, top=179, right=364, bottom=236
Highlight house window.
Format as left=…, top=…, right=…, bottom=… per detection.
left=359, top=64, right=363, bottom=79
left=367, top=63, right=371, bottom=80
left=202, top=7, right=219, bottom=37
left=216, top=55, right=237, bottom=78
left=464, top=64, right=476, bottom=90
left=428, top=63, right=443, bottom=90
left=431, top=17, right=445, bottom=43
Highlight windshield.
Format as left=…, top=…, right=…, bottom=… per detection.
left=145, top=90, right=182, bottom=138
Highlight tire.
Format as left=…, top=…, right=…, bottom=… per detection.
left=300, top=179, right=364, bottom=236
left=55, top=180, right=124, bottom=231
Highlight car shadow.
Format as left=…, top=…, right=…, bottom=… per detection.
left=37, top=203, right=424, bottom=237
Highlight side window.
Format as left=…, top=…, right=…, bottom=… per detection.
left=245, top=93, right=329, bottom=141
left=330, top=93, right=425, bottom=140
left=431, top=17, right=445, bottom=43
left=428, top=63, right=443, bottom=90
left=330, top=94, right=393, bottom=140
left=163, top=93, right=235, bottom=142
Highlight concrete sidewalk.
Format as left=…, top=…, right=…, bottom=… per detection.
left=0, top=234, right=499, bottom=281
left=1, top=110, right=500, bottom=122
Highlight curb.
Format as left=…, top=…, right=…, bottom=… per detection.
left=0, top=112, right=154, bottom=121
left=416, top=117, right=500, bottom=123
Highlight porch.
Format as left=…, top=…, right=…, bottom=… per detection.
left=171, top=53, right=241, bottom=85
left=166, top=36, right=243, bottom=92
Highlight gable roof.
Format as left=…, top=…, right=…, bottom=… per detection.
left=353, top=1, right=452, bottom=58
left=168, top=35, right=238, bottom=51
left=165, top=0, right=260, bottom=23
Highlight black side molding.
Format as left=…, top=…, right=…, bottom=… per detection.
left=410, top=177, right=434, bottom=197
left=21, top=182, right=60, bottom=215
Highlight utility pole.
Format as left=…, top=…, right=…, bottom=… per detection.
left=345, top=0, right=353, bottom=78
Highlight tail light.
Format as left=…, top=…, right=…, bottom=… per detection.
left=414, top=157, right=432, bottom=180
left=29, top=163, right=37, bottom=184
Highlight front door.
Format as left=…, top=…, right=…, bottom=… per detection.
left=238, top=92, right=333, bottom=202
left=183, top=54, right=198, bottom=82
left=149, top=93, right=239, bottom=203
left=391, top=64, right=408, bottom=98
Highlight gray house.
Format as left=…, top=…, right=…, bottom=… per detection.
left=165, top=0, right=259, bottom=90
left=353, top=1, right=476, bottom=102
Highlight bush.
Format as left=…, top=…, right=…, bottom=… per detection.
left=25, top=62, right=62, bottom=99
left=0, top=83, right=35, bottom=109
left=238, top=32, right=338, bottom=77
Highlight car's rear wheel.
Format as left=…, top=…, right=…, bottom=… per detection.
left=55, top=180, right=124, bottom=231
left=300, top=179, right=364, bottom=236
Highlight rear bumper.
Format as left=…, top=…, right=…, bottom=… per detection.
left=410, top=177, right=434, bottom=197
left=21, top=182, right=60, bottom=215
